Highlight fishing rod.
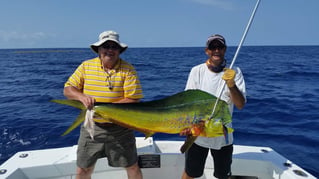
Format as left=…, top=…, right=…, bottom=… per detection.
left=209, top=0, right=260, bottom=120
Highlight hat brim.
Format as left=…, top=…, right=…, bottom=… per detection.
left=90, top=38, right=128, bottom=54
left=207, top=39, right=226, bottom=47
left=206, top=35, right=226, bottom=47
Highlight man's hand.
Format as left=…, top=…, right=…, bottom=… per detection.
left=180, top=121, right=205, bottom=136
left=79, top=95, right=95, bottom=109
left=64, top=86, right=95, bottom=109
left=222, top=68, right=236, bottom=88
left=180, top=128, right=192, bottom=136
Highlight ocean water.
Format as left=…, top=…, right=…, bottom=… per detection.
left=0, top=46, right=318, bottom=177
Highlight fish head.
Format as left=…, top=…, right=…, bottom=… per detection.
left=200, top=118, right=234, bottom=137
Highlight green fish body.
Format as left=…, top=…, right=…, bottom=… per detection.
left=52, top=89, right=233, bottom=152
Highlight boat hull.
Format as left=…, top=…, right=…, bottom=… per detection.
left=0, top=137, right=315, bottom=179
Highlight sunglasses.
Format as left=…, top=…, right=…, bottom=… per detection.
left=208, top=44, right=225, bottom=51
left=101, top=44, right=120, bottom=50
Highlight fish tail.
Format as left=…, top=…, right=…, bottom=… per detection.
left=51, top=99, right=86, bottom=110
left=61, top=110, right=86, bottom=136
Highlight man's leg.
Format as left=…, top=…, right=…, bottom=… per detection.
left=76, top=166, right=95, bottom=179
left=181, top=171, right=194, bottom=179
left=126, top=162, right=143, bottom=179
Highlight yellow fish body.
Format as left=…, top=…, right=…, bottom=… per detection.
left=52, top=89, right=233, bottom=152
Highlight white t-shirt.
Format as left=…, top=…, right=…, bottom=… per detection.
left=185, top=63, right=246, bottom=149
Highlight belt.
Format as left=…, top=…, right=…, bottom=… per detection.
left=95, top=122, right=115, bottom=127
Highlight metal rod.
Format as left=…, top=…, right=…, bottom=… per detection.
left=209, top=0, right=260, bottom=120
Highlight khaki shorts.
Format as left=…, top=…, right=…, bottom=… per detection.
left=77, top=124, right=138, bottom=168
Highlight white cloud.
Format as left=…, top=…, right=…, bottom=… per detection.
left=190, top=0, right=234, bottom=10
left=0, top=31, right=50, bottom=42
left=0, top=30, right=57, bottom=48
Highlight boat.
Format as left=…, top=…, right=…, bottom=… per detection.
left=0, top=137, right=316, bottom=179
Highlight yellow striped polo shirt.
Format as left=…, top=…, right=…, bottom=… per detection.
left=65, top=57, right=143, bottom=122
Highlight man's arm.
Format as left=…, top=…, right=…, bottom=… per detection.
left=222, top=68, right=246, bottom=110
left=113, top=98, right=140, bottom=103
left=228, top=85, right=245, bottom=109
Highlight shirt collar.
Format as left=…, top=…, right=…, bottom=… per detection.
left=98, top=58, right=121, bottom=72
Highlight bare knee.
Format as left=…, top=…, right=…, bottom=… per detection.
left=126, top=162, right=143, bottom=179
left=181, top=171, right=194, bottom=179
left=76, top=167, right=94, bottom=179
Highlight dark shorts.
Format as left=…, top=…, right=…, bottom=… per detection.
left=185, top=143, right=233, bottom=179
left=77, top=124, right=138, bottom=168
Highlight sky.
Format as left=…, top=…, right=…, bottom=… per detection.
left=0, top=0, right=318, bottom=49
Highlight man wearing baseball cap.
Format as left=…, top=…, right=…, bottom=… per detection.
left=180, top=34, right=247, bottom=179
left=64, top=30, right=143, bottom=179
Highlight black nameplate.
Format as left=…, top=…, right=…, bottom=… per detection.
left=138, top=154, right=161, bottom=168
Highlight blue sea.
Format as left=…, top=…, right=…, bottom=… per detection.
left=0, top=46, right=318, bottom=177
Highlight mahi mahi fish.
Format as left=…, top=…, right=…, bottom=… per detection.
left=51, top=89, right=233, bottom=153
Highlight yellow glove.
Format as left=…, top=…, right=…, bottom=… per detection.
left=222, top=68, right=236, bottom=88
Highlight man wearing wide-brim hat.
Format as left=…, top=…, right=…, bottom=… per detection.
left=64, top=30, right=143, bottom=179
left=90, top=30, right=128, bottom=54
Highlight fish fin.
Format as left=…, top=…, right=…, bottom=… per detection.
left=142, top=89, right=217, bottom=107
left=61, top=110, right=86, bottom=136
left=180, top=135, right=197, bottom=153
left=144, top=132, right=155, bottom=139
left=51, top=99, right=86, bottom=110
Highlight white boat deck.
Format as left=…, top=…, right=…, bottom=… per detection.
left=0, top=137, right=315, bottom=179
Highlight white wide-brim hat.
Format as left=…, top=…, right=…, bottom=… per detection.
left=90, top=30, right=128, bottom=53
